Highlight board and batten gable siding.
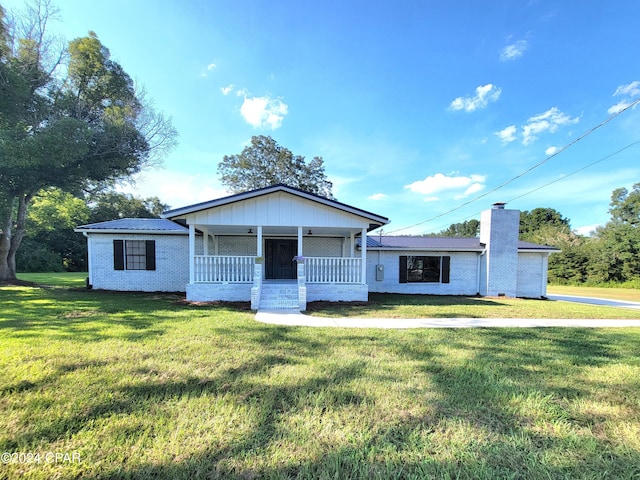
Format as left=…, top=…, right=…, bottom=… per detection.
left=366, top=251, right=480, bottom=295
left=88, top=233, right=189, bottom=292
left=181, top=191, right=374, bottom=229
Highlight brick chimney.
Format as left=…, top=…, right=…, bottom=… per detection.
left=479, top=203, right=520, bottom=297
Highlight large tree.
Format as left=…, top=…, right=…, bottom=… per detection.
left=217, top=135, right=334, bottom=199
left=432, top=219, right=480, bottom=237
left=0, top=1, right=176, bottom=282
left=588, top=184, right=640, bottom=283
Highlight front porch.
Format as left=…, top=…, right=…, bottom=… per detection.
left=162, top=184, right=389, bottom=308
left=184, top=223, right=369, bottom=309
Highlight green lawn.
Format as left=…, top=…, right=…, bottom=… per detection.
left=307, top=293, right=640, bottom=319
left=548, top=284, right=640, bottom=302
left=17, top=272, right=88, bottom=288
left=2, top=278, right=640, bottom=479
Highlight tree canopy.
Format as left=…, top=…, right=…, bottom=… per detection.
left=433, top=219, right=480, bottom=237
left=217, top=135, right=334, bottom=199
left=0, top=1, right=176, bottom=281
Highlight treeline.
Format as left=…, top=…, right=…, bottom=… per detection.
left=434, top=183, right=640, bottom=287
left=18, top=184, right=640, bottom=287
left=17, top=188, right=167, bottom=272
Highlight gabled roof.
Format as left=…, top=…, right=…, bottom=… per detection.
left=361, top=235, right=559, bottom=252
left=161, top=183, right=390, bottom=227
left=75, top=218, right=188, bottom=234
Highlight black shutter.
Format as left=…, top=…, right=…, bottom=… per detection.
left=145, top=240, right=156, bottom=271
left=441, top=256, right=450, bottom=284
left=399, top=256, right=407, bottom=283
left=113, top=240, right=125, bottom=270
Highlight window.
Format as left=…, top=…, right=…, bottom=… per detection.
left=113, top=240, right=156, bottom=271
left=399, top=256, right=450, bottom=283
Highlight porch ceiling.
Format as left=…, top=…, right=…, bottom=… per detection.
left=194, top=224, right=364, bottom=237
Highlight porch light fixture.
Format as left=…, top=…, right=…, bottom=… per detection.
left=248, top=228, right=253, bottom=234
left=307, top=229, right=312, bottom=235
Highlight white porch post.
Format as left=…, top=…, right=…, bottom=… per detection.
left=257, top=226, right=263, bottom=256
left=297, top=226, right=303, bottom=256
left=189, top=224, right=195, bottom=284
left=350, top=232, right=355, bottom=257
left=361, top=227, right=367, bottom=284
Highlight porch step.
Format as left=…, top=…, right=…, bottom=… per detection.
left=259, top=282, right=300, bottom=310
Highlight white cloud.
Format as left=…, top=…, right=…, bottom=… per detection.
left=200, top=62, right=217, bottom=77
left=449, top=84, right=502, bottom=112
left=613, top=80, right=640, bottom=98
left=405, top=173, right=487, bottom=197
left=496, top=125, right=517, bottom=144
left=240, top=95, right=289, bottom=129
left=220, top=84, right=234, bottom=95
left=545, top=146, right=559, bottom=155
left=574, top=224, right=600, bottom=237
left=368, top=193, right=387, bottom=201
left=463, top=182, right=485, bottom=196
left=607, top=100, right=632, bottom=115
left=608, top=81, right=640, bottom=114
left=500, top=40, right=528, bottom=61
left=522, top=107, right=579, bottom=146
left=118, top=170, right=230, bottom=210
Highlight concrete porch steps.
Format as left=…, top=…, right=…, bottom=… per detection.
left=259, top=282, right=300, bottom=310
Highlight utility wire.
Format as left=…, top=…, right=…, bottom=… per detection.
left=426, top=139, right=640, bottom=233
left=386, top=97, right=640, bottom=235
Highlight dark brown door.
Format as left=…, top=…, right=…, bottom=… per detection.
left=266, top=239, right=297, bottom=279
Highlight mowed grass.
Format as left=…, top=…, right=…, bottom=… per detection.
left=1, top=276, right=640, bottom=479
left=548, top=284, right=640, bottom=302
left=307, top=293, right=640, bottom=319
left=17, top=272, right=88, bottom=288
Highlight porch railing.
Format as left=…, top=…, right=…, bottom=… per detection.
left=305, top=257, right=362, bottom=283
left=194, top=255, right=255, bottom=283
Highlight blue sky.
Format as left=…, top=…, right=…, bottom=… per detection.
left=5, top=0, right=640, bottom=234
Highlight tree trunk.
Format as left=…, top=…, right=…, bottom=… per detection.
left=0, top=198, right=16, bottom=282
left=0, top=193, right=32, bottom=282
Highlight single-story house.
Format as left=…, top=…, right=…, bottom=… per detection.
left=75, top=184, right=558, bottom=310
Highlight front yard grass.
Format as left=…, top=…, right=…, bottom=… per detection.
left=2, top=279, right=640, bottom=479
left=307, top=293, right=640, bottom=319
left=548, top=284, right=640, bottom=302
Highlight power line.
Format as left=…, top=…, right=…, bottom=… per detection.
left=426, top=139, right=640, bottom=233
left=386, top=97, right=640, bottom=235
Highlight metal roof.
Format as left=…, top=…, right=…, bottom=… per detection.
left=75, top=218, right=188, bottom=234
left=361, top=236, right=558, bottom=252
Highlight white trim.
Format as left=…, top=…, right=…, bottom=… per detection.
left=361, top=228, right=367, bottom=284
left=189, top=224, right=195, bottom=284
left=74, top=229, right=187, bottom=235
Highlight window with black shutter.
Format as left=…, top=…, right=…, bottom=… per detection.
left=113, top=239, right=156, bottom=271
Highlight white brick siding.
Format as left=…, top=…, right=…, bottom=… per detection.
left=88, top=234, right=189, bottom=292
left=216, top=236, right=257, bottom=256
left=517, top=253, right=549, bottom=298
left=302, top=237, right=343, bottom=257
left=366, top=251, right=479, bottom=295
left=480, top=207, right=520, bottom=297
left=306, top=283, right=368, bottom=302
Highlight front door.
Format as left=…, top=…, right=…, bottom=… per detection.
left=266, top=239, right=297, bottom=279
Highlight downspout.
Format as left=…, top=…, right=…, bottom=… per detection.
left=83, top=232, right=92, bottom=289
